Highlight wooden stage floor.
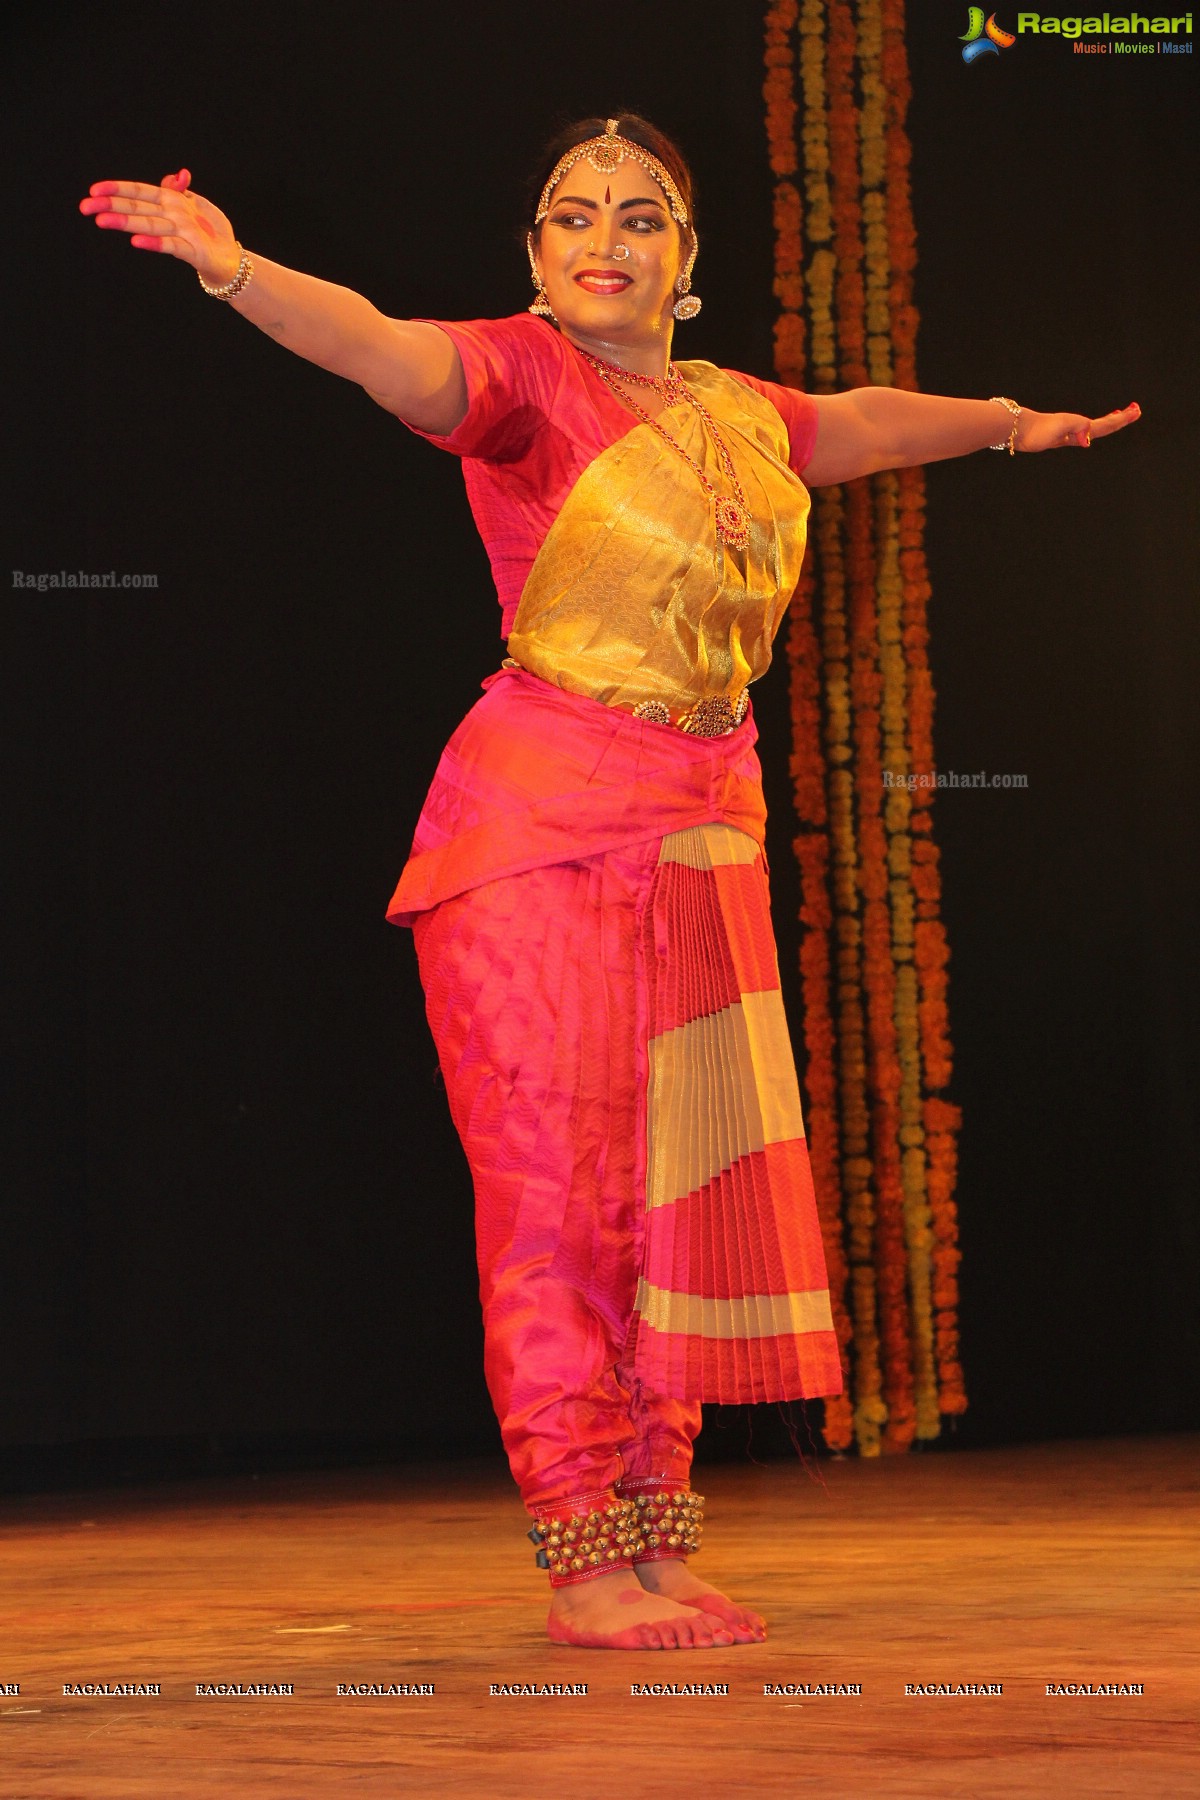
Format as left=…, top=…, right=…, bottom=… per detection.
left=0, top=1434, right=1195, bottom=1798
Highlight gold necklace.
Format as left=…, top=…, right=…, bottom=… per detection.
left=579, top=350, right=752, bottom=551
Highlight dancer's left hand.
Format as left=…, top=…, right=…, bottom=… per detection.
left=1015, top=401, right=1141, bottom=451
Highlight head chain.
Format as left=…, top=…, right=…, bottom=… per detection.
left=534, top=117, right=690, bottom=228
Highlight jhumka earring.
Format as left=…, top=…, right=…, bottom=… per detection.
left=673, top=235, right=701, bottom=321
left=526, top=231, right=555, bottom=319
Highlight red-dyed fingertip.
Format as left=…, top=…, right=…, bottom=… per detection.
left=130, top=235, right=163, bottom=250
left=90, top=181, right=118, bottom=196
left=1127, top=402, right=1141, bottom=415
left=176, top=167, right=191, bottom=189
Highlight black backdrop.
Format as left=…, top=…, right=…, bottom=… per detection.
left=5, top=0, right=1197, bottom=1486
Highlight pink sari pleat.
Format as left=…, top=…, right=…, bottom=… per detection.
left=626, top=824, right=842, bottom=1404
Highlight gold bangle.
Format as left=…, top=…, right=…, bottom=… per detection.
left=988, top=395, right=1021, bottom=455
left=198, top=244, right=254, bottom=301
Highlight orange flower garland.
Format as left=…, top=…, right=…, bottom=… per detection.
left=858, top=0, right=939, bottom=1440
left=766, top=0, right=854, bottom=1451
left=801, top=0, right=887, bottom=1457
left=762, top=0, right=966, bottom=1452
left=879, top=0, right=966, bottom=1415
left=829, top=0, right=917, bottom=1455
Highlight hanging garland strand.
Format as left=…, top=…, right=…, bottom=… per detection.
left=765, top=0, right=856, bottom=1452
left=799, top=0, right=888, bottom=1457
left=857, top=0, right=939, bottom=1440
left=827, top=0, right=917, bottom=1454
left=879, top=0, right=967, bottom=1418
left=763, top=0, right=967, bottom=1450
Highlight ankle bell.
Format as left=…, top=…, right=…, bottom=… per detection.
left=527, top=1496, right=648, bottom=1588
left=624, top=1487, right=705, bottom=1562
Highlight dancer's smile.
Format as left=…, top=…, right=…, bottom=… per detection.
left=573, top=270, right=633, bottom=294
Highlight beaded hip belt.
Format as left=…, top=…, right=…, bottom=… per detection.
left=501, top=660, right=749, bottom=739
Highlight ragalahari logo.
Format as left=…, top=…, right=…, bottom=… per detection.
left=961, top=8, right=1017, bottom=59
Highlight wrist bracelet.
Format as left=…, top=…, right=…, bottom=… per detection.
left=988, top=395, right=1021, bottom=455
left=198, top=244, right=254, bottom=301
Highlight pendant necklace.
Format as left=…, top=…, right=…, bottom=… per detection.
left=579, top=350, right=752, bottom=551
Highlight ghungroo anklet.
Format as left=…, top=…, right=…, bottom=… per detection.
left=615, top=1480, right=705, bottom=1564
left=527, top=1494, right=648, bottom=1588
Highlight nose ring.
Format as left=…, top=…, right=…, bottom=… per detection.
left=587, top=242, right=631, bottom=261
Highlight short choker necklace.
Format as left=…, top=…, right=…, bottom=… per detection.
left=578, top=349, right=752, bottom=552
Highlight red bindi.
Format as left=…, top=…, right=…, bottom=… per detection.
left=604, top=185, right=611, bottom=204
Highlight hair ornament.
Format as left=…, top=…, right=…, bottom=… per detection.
left=534, top=118, right=690, bottom=228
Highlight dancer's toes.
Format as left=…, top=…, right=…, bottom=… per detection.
left=546, top=1568, right=738, bottom=1649
left=698, top=1604, right=765, bottom=1644
left=681, top=1613, right=734, bottom=1649
left=693, top=1594, right=767, bottom=1641
left=633, top=1559, right=767, bottom=1643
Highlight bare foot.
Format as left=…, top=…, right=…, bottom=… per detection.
left=546, top=1568, right=738, bottom=1649
left=634, top=1559, right=767, bottom=1643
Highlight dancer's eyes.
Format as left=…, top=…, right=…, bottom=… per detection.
left=548, top=211, right=666, bottom=234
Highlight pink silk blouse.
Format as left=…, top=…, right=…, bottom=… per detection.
left=402, top=312, right=819, bottom=640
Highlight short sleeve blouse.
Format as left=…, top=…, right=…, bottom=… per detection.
left=401, top=312, right=819, bottom=638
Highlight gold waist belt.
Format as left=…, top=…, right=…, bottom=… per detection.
left=501, top=660, right=749, bottom=739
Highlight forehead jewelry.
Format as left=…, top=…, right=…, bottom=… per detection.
left=535, top=118, right=690, bottom=227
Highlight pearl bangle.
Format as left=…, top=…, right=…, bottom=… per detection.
left=198, top=244, right=254, bottom=300
left=988, top=395, right=1022, bottom=455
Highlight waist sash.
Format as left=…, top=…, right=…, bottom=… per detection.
left=386, top=665, right=767, bottom=926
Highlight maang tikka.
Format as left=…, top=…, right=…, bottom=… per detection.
left=526, top=118, right=702, bottom=321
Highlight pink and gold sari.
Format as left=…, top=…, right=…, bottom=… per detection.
left=387, top=317, right=841, bottom=1502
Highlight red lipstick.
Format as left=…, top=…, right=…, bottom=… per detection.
left=574, top=270, right=633, bottom=295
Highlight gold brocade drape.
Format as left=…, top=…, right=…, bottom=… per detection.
left=507, top=363, right=812, bottom=713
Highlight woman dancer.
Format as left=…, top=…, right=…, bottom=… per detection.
left=79, top=113, right=1139, bottom=1652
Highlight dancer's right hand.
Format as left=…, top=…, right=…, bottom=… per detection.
left=78, top=168, right=241, bottom=287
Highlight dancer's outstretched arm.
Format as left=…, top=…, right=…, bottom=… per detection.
left=805, top=387, right=1141, bottom=486
left=78, top=168, right=467, bottom=434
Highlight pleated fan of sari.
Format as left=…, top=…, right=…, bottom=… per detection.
left=624, top=822, right=840, bottom=1404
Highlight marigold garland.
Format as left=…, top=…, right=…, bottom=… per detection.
left=763, top=0, right=966, bottom=1453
